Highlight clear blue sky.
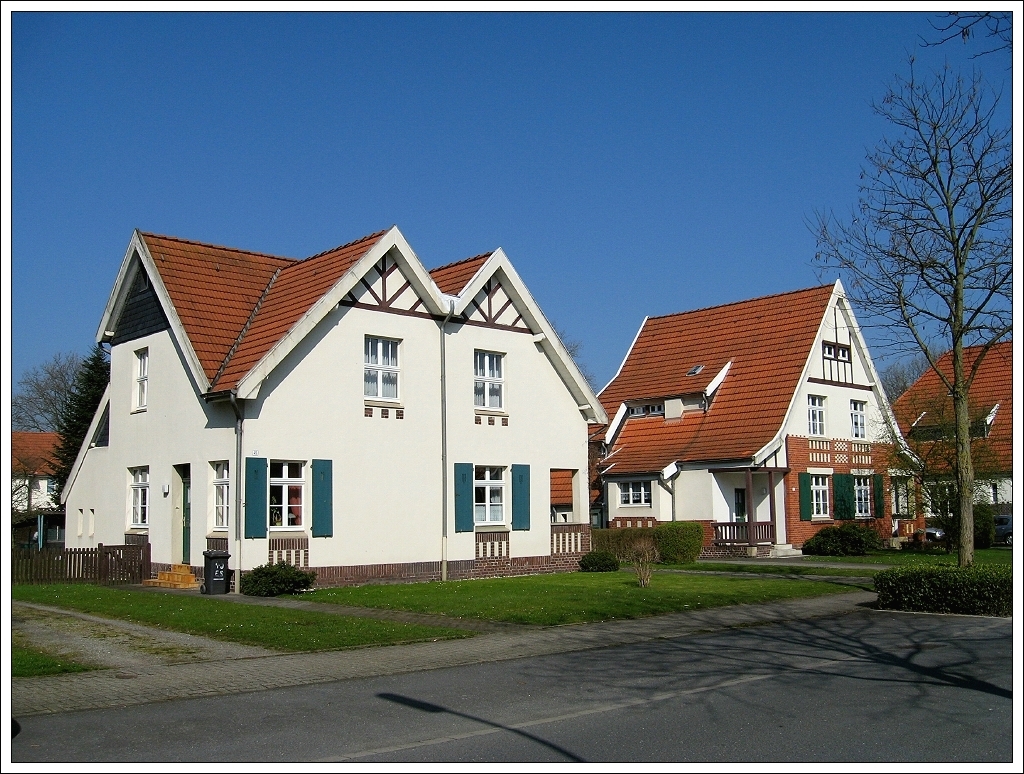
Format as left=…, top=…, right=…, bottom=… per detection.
left=10, top=11, right=1010, bottom=390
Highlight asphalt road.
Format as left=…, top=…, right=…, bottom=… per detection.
left=12, top=609, right=1012, bottom=763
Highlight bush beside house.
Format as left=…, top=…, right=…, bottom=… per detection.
left=241, top=563, right=317, bottom=596
left=592, top=523, right=703, bottom=564
left=802, top=523, right=883, bottom=556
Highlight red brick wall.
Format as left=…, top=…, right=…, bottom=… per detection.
left=784, top=435, right=893, bottom=547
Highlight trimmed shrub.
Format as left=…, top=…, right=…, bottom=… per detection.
left=874, top=564, right=1011, bottom=616
left=972, top=502, right=996, bottom=549
left=592, top=522, right=705, bottom=564
left=241, top=562, right=317, bottom=597
left=802, top=522, right=883, bottom=556
left=653, top=522, right=704, bottom=564
left=579, top=550, right=620, bottom=572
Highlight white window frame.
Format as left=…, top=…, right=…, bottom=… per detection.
left=619, top=481, right=652, bottom=507
left=808, top=395, right=826, bottom=436
left=212, top=461, right=230, bottom=530
left=811, top=475, right=829, bottom=518
left=474, top=466, right=505, bottom=524
left=130, top=467, right=149, bottom=526
left=134, top=348, right=149, bottom=411
left=474, top=351, right=504, bottom=409
left=854, top=476, right=872, bottom=518
left=364, top=337, right=400, bottom=400
left=269, top=461, right=304, bottom=529
left=850, top=400, right=867, bottom=439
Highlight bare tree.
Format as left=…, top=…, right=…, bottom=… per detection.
left=813, top=64, right=1011, bottom=567
left=925, top=12, right=1012, bottom=59
left=12, top=352, right=82, bottom=432
left=553, top=324, right=597, bottom=391
left=879, top=352, right=931, bottom=402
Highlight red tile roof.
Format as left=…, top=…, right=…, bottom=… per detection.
left=211, top=231, right=386, bottom=390
left=429, top=253, right=491, bottom=296
left=137, top=231, right=390, bottom=392
left=600, top=285, right=836, bottom=474
left=12, top=432, right=58, bottom=476
left=142, top=234, right=294, bottom=384
left=893, top=341, right=1012, bottom=474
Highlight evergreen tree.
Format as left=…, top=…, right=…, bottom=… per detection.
left=52, top=344, right=110, bottom=495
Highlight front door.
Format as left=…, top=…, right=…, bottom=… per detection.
left=734, top=488, right=746, bottom=522
left=182, top=477, right=191, bottom=565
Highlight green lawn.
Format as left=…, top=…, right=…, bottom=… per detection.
left=665, top=562, right=879, bottom=578
left=303, top=572, right=855, bottom=626
left=801, top=547, right=1012, bottom=566
left=12, top=585, right=471, bottom=652
left=12, top=638, right=97, bottom=677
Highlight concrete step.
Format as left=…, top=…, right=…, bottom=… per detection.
left=770, top=544, right=804, bottom=558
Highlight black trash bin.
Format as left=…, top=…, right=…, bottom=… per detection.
left=201, top=550, right=231, bottom=594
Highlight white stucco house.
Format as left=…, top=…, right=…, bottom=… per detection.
left=596, top=283, right=902, bottom=555
left=62, top=226, right=606, bottom=584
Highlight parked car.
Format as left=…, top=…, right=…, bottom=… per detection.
left=994, top=515, right=1012, bottom=546
left=925, top=525, right=945, bottom=542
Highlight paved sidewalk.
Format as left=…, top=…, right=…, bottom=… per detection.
left=12, top=590, right=874, bottom=717
left=658, top=568, right=875, bottom=588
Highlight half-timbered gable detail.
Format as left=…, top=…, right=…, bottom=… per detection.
left=63, top=225, right=606, bottom=587
left=463, top=277, right=531, bottom=332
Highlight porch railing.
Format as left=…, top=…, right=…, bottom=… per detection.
left=713, top=521, right=776, bottom=545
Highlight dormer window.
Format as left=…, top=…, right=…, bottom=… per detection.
left=646, top=404, right=664, bottom=416
left=628, top=406, right=646, bottom=417
left=686, top=365, right=704, bottom=376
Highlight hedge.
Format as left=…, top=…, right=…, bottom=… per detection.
left=874, top=564, right=1011, bottom=616
left=241, top=563, right=317, bottom=596
left=579, top=551, right=620, bottom=572
left=802, top=522, right=883, bottom=556
left=592, top=522, right=703, bottom=564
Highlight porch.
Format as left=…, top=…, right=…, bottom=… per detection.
left=709, top=465, right=789, bottom=550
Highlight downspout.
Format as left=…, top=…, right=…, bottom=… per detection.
left=228, top=391, right=244, bottom=594
left=439, top=301, right=455, bottom=582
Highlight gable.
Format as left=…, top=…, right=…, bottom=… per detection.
left=110, top=261, right=170, bottom=346
left=463, top=278, right=531, bottom=331
left=341, top=251, right=431, bottom=315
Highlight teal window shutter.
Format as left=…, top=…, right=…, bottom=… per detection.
left=512, top=464, right=531, bottom=531
left=833, top=474, right=855, bottom=520
left=873, top=474, right=885, bottom=519
left=244, top=457, right=268, bottom=538
left=798, top=472, right=812, bottom=521
left=454, top=463, right=473, bottom=533
left=311, top=459, right=333, bottom=537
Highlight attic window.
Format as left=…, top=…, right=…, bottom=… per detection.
left=687, top=365, right=704, bottom=376
left=646, top=404, right=664, bottom=416
left=628, top=406, right=646, bottom=417
left=823, top=342, right=850, bottom=361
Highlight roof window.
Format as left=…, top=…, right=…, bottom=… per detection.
left=687, top=365, right=704, bottom=376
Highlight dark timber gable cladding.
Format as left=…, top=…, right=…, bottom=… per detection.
left=110, top=262, right=170, bottom=346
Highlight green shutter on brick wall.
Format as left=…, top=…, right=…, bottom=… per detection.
left=873, top=474, right=885, bottom=520
left=311, top=459, right=333, bottom=537
left=454, top=463, right=473, bottom=533
left=512, top=464, right=531, bottom=531
left=244, top=457, right=268, bottom=539
left=833, top=474, right=855, bottom=520
left=798, top=472, right=812, bottom=521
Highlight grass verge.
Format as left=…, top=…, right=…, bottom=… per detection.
left=12, top=636, right=97, bottom=677
left=662, top=562, right=878, bottom=578
left=12, top=585, right=472, bottom=652
left=304, top=572, right=855, bottom=626
left=802, top=547, right=1011, bottom=566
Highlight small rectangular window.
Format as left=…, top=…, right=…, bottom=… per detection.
left=474, top=466, right=504, bottom=523
left=130, top=467, right=149, bottom=526
left=850, top=400, right=866, bottom=439
left=474, top=351, right=504, bottom=409
left=134, top=349, right=149, bottom=410
left=212, top=461, right=229, bottom=529
left=811, top=475, right=829, bottom=518
left=808, top=395, right=826, bottom=436
left=619, top=481, right=652, bottom=506
left=269, top=461, right=304, bottom=528
left=628, top=406, right=646, bottom=417
left=364, top=337, right=399, bottom=399
left=854, top=476, right=872, bottom=518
